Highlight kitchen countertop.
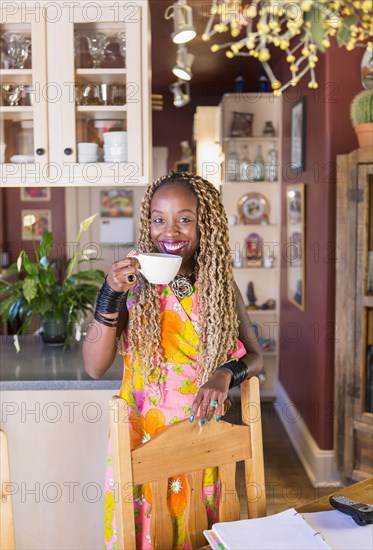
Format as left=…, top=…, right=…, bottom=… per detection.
left=0, top=336, right=123, bottom=391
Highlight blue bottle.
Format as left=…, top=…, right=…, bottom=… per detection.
left=235, top=68, right=246, bottom=93
left=258, top=69, right=270, bottom=92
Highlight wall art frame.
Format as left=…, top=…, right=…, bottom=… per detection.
left=290, top=96, right=306, bottom=171
left=174, top=160, right=193, bottom=173
left=287, top=183, right=305, bottom=311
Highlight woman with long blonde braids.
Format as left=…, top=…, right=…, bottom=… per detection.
left=83, top=172, right=262, bottom=549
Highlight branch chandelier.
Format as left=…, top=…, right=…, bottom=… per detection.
left=202, top=0, right=373, bottom=94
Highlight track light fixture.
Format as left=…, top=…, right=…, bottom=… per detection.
left=169, top=80, right=191, bottom=108
left=164, top=0, right=196, bottom=45
left=172, top=45, right=194, bottom=81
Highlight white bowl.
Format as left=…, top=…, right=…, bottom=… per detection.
left=10, top=155, right=34, bottom=163
left=104, top=153, right=127, bottom=159
left=104, top=155, right=127, bottom=163
left=103, top=131, right=127, bottom=145
left=104, top=141, right=127, bottom=147
left=104, top=145, right=127, bottom=154
left=77, top=142, right=98, bottom=153
left=78, top=156, right=98, bottom=163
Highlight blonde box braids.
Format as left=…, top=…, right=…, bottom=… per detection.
left=128, top=172, right=239, bottom=387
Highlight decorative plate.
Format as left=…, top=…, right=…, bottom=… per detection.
left=238, top=193, right=270, bottom=224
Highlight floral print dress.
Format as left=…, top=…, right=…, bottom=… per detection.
left=104, top=283, right=246, bottom=549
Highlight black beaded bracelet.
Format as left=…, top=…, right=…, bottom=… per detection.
left=95, top=277, right=127, bottom=315
left=218, top=360, right=249, bottom=388
left=93, top=311, right=119, bottom=328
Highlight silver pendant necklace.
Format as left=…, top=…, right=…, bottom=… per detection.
left=170, top=272, right=195, bottom=300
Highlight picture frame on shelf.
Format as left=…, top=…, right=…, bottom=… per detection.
left=100, top=189, right=134, bottom=218
left=20, top=187, right=51, bottom=201
left=290, top=97, right=306, bottom=171
left=286, top=183, right=305, bottom=311
left=245, top=232, right=263, bottom=267
left=174, top=160, right=193, bottom=173
left=22, top=209, right=52, bottom=240
left=230, top=111, right=254, bottom=137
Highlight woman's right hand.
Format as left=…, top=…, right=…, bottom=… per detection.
left=106, top=253, right=139, bottom=293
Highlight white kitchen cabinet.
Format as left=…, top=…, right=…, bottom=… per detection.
left=221, top=94, right=282, bottom=400
left=0, top=1, right=151, bottom=187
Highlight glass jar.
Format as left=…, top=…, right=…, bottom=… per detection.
left=240, top=144, right=251, bottom=182
left=253, top=144, right=265, bottom=181
left=262, top=121, right=275, bottom=137
left=267, top=142, right=278, bottom=182
left=226, top=141, right=239, bottom=182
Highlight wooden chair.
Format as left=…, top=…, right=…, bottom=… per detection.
left=0, top=429, right=16, bottom=550
left=110, top=376, right=266, bottom=550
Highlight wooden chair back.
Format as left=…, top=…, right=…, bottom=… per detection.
left=0, top=429, right=16, bottom=550
left=110, top=376, right=266, bottom=550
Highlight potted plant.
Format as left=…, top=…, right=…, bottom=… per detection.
left=350, top=89, right=373, bottom=148
left=0, top=213, right=105, bottom=350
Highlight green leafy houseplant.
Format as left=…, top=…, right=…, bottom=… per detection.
left=0, top=213, right=105, bottom=349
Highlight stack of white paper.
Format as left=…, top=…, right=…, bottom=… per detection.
left=204, top=508, right=373, bottom=550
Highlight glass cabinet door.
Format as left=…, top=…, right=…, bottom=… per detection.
left=0, top=5, right=49, bottom=184
left=48, top=3, right=146, bottom=185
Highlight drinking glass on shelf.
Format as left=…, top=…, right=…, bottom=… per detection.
left=116, top=32, right=126, bottom=65
left=80, top=83, right=103, bottom=105
left=1, top=83, right=24, bottom=106
left=86, top=32, right=109, bottom=68
left=2, top=32, right=31, bottom=69
left=109, top=83, right=126, bottom=105
left=100, top=84, right=109, bottom=105
left=74, top=33, right=86, bottom=68
left=74, top=84, right=82, bottom=105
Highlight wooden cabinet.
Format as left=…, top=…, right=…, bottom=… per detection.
left=0, top=1, right=151, bottom=187
left=220, top=94, right=282, bottom=400
left=335, top=147, right=373, bottom=480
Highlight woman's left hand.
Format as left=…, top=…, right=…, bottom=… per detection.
left=190, top=368, right=233, bottom=423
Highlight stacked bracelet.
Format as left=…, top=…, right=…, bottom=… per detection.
left=93, top=277, right=127, bottom=328
left=93, top=311, right=119, bottom=328
left=218, top=360, right=249, bottom=388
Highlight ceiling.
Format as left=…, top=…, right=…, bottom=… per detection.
left=149, top=0, right=263, bottom=97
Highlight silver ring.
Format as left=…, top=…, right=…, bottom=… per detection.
left=210, top=400, right=218, bottom=408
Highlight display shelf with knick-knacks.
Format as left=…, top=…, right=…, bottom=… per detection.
left=220, top=93, right=282, bottom=400
left=0, top=1, right=151, bottom=186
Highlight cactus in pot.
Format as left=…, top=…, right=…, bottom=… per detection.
left=350, top=90, right=373, bottom=147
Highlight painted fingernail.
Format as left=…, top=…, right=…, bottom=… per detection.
left=207, top=417, right=211, bottom=422
left=199, top=419, right=205, bottom=425
left=189, top=415, right=194, bottom=423
left=216, top=416, right=221, bottom=422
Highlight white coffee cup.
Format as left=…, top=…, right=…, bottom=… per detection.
left=137, top=252, right=182, bottom=284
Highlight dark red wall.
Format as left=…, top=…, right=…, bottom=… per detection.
left=277, top=44, right=363, bottom=449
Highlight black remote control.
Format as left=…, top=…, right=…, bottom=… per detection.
left=329, top=494, right=373, bottom=526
